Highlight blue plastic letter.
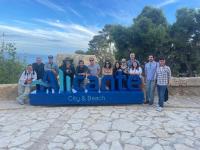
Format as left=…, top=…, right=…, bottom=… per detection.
left=73, top=75, right=85, bottom=92
left=101, top=75, right=115, bottom=91
left=116, top=72, right=127, bottom=91
left=86, top=76, right=99, bottom=91
left=127, top=75, right=141, bottom=90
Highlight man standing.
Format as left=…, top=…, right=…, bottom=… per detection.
left=155, top=57, right=171, bottom=112
left=127, top=52, right=140, bottom=68
left=87, top=57, right=100, bottom=77
left=145, top=55, right=158, bottom=104
left=32, top=57, right=44, bottom=91
left=17, top=64, right=37, bottom=105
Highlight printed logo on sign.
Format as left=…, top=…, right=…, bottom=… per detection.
left=68, top=95, right=106, bottom=102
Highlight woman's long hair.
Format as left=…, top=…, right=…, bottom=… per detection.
left=104, top=61, right=112, bottom=69
left=131, top=61, right=139, bottom=70
left=113, top=61, right=121, bottom=72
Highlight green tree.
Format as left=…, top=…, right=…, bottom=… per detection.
left=88, top=6, right=200, bottom=76
left=0, top=43, right=25, bottom=83
left=88, top=26, right=115, bottom=67
left=108, top=25, right=131, bottom=60
left=131, top=6, right=170, bottom=62
left=107, top=6, right=170, bottom=62
left=170, top=8, right=200, bottom=76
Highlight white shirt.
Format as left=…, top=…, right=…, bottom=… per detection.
left=129, top=67, right=142, bottom=77
left=18, top=70, right=37, bottom=86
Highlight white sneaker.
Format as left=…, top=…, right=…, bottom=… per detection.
left=72, top=89, right=77, bottom=93
left=105, top=86, right=109, bottom=90
left=16, top=97, right=24, bottom=105
left=156, top=106, right=163, bottom=112
left=165, top=101, right=170, bottom=104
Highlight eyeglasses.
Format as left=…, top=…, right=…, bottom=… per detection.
left=89, top=60, right=94, bottom=62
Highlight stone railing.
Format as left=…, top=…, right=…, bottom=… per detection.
left=169, top=77, right=200, bottom=96
left=0, top=77, right=200, bottom=100
left=0, top=84, right=18, bottom=100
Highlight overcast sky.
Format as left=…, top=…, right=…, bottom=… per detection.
left=0, top=0, right=199, bottom=55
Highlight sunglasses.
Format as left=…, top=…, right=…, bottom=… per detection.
left=89, top=60, right=94, bottom=62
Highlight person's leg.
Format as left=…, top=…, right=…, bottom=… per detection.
left=164, top=87, right=169, bottom=102
left=17, top=86, right=30, bottom=104
left=17, top=84, right=25, bottom=104
left=43, top=71, right=49, bottom=93
left=84, top=77, right=88, bottom=88
left=150, top=80, right=156, bottom=104
left=159, top=85, right=167, bottom=108
left=140, top=77, right=146, bottom=103
left=47, top=71, right=59, bottom=93
left=23, top=86, right=31, bottom=103
left=17, top=84, right=24, bottom=96
left=98, top=77, right=101, bottom=89
left=146, top=80, right=151, bottom=104
left=36, top=84, right=40, bottom=93
left=63, top=75, right=66, bottom=91
left=157, top=85, right=161, bottom=106
left=71, top=76, right=74, bottom=88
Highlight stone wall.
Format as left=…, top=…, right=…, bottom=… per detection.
left=0, top=84, right=18, bottom=100
left=169, top=77, right=200, bottom=96
left=0, top=77, right=200, bottom=100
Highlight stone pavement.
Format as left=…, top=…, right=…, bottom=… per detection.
left=0, top=96, right=200, bottom=150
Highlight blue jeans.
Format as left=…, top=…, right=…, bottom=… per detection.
left=157, top=85, right=167, bottom=107
left=43, top=71, right=59, bottom=93
left=146, top=80, right=155, bottom=104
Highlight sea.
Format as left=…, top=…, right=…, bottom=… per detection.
left=16, top=53, right=50, bottom=64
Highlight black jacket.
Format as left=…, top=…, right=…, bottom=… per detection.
left=60, top=64, right=75, bottom=78
left=32, top=63, right=44, bottom=79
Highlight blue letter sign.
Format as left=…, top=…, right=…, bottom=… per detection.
left=29, top=73, right=144, bottom=106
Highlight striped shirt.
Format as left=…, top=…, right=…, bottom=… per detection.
left=155, top=66, right=171, bottom=85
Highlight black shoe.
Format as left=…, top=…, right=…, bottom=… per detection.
left=144, top=101, right=149, bottom=104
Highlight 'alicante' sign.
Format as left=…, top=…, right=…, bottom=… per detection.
left=29, top=70, right=144, bottom=106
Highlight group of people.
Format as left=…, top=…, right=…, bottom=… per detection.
left=16, top=53, right=171, bottom=112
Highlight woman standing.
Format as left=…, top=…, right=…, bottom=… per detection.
left=129, top=61, right=146, bottom=102
left=129, top=61, right=142, bottom=77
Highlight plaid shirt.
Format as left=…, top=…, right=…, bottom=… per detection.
left=155, top=66, right=171, bottom=85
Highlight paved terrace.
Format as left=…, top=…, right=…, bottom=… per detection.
left=0, top=96, right=200, bottom=150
